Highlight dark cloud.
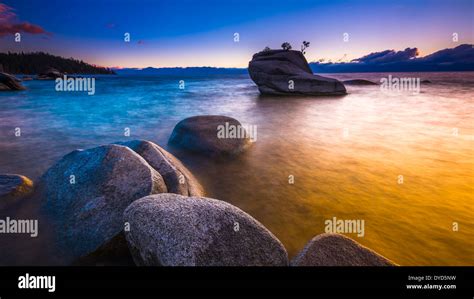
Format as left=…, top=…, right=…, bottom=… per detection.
left=0, top=22, right=47, bottom=36
left=0, top=3, right=49, bottom=37
left=352, top=48, right=419, bottom=64
left=311, top=44, right=474, bottom=72
left=0, top=3, right=15, bottom=22
left=422, top=44, right=473, bottom=63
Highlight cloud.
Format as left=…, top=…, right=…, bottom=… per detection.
left=422, top=44, right=473, bottom=63
left=310, top=44, right=474, bottom=72
left=0, top=22, right=47, bottom=36
left=0, top=3, right=49, bottom=37
left=0, top=3, right=15, bottom=22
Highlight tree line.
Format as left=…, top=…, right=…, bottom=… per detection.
left=0, top=52, right=115, bottom=75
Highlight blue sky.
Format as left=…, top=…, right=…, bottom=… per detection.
left=1, top=0, right=473, bottom=67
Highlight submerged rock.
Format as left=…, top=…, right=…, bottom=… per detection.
left=38, top=67, right=63, bottom=80
left=169, top=115, right=252, bottom=157
left=39, top=144, right=167, bottom=260
left=0, top=174, right=34, bottom=208
left=116, top=140, right=204, bottom=196
left=123, top=193, right=289, bottom=266
left=343, top=79, right=378, bottom=85
left=0, top=72, right=26, bottom=91
left=248, top=49, right=346, bottom=96
left=291, top=233, right=396, bottom=266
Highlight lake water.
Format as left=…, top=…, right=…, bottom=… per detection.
left=0, top=72, right=473, bottom=265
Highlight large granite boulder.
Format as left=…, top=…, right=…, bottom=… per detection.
left=0, top=72, right=26, bottom=91
left=248, top=49, right=346, bottom=96
left=0, top=174, right=34, bottom=208
left=116, top=140, right=204, bottom=196
left=39, top=144, right=168, bottom=261
left=123, top=193, right=289, bottom=266
left=291, top=233, right=396, bottom=266
left=168, top=115, right=252, bottom=158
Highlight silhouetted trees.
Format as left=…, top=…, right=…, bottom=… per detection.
left=281, top=42, right=292, bottom=50
left=301, top=41, right=310, bottom=54
left=0, top=52, right=115, bottom=75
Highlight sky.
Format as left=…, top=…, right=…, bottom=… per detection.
left=0, top=0, right=473, bottom=68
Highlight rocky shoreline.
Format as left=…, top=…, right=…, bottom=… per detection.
left=0, top=50, right=402, bottom=266
left=0, top=67, right=93, bottom=91
left=0, top=115, right=396, bottom=266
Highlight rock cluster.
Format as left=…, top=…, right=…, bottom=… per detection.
left=39, top=141, right=202, bottom=261
left=0, top=72, right=26, bottom=91
left=38, top=68, right=63, bottom=80
left=32, top=119, right=395, bottom=267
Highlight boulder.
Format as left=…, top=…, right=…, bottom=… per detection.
left=0, top=174, right=34, bottom=208
left=0, top=72, right=26, bottom=91
left=39, top=144, right=167, bottom=260
left=38, top=67, right=63, bottom=80
left=291, top=233, right=396, bottom=266
left=169, top=115, right=252, bottom=157
left=123, top=193, right=289, bottom=266
left=343, top=79, right=378, bottom=85
left=116, top=140, right=204, bottom=196
left=248, top=49, right=346, bottom=96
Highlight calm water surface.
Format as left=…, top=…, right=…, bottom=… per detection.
left=0, top=72, right=473, bottom=265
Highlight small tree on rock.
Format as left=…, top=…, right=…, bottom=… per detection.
left=301, top=41, right=310, bottom=54
left=281, top=42, right=292, bottom=51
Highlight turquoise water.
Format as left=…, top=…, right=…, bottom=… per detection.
left=0, top=75, right=257, bottom=179
left=0, top=72, right=473, bottom=265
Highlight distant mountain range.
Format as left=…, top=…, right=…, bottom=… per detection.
left=310, top=44, right=474, bottom=73
left=115, top=44, right=473, bottom=75
left=114, top=66, right=247, bottom=76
